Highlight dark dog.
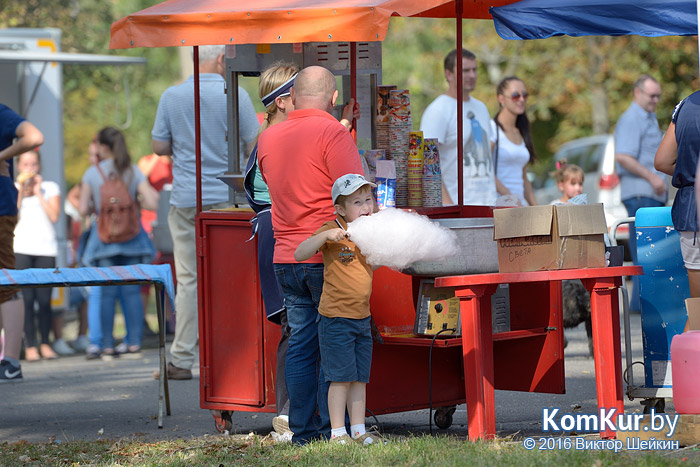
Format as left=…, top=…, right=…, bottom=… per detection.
left=562, top=279, right=593, bottom=356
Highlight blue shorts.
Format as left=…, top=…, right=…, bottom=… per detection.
left=318, top=315, right=373, bottom=383
left=69, top=286, right=89, bottom=308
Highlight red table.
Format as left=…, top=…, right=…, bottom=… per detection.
left=435, top=266, right=643, bottom=440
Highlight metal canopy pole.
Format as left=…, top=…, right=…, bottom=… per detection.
left=194, top=46, right=202, bottom=215
left=350, top=41, right=357, bottom=136
left=456, top=0, right=464, bottom=207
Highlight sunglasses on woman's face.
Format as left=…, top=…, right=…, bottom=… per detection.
left=510, top=92, right=529, bottom=101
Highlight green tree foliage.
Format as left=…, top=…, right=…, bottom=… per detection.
left=1, top=0, right=180, bottom=186
left=1, top=5, right=698, bottom=185
left=383, top=18, right=698, bottom=177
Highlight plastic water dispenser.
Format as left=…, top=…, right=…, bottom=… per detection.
left=636, top=206, right=689, bottom=389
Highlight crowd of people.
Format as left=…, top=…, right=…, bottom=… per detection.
left=2, top=43, right=698, bottom=449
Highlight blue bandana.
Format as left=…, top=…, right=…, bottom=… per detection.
left=261, top=74, right=297, bottom=108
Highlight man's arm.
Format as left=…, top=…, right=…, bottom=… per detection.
left=152, top=139, right=172, bottom=157
left=614, top=109, right=665, bottom=195
left=339, top=98, right=361, bottom=131
left=615, top=152, right=666, bottom=196
left=0, top=120, right=44, bottom=162
left=654, top=122, right=678, bottom=176
left=137, top=179, right=160, bottom=211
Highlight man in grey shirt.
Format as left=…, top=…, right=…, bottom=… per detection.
left=614, top=74, right=666, bottom=311
left=152, top=45, right=259, bottom=380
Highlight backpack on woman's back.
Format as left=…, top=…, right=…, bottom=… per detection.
left=96, top=165, right=140, bottom=244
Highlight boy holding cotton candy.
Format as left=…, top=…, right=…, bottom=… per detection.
left=294, top=173, right=383, bottom=445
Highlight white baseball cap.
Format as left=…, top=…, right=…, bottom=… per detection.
left=331, top=173, right=376, bottom=204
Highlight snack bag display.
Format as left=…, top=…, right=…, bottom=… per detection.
left=375, top=159, right=396, bottom=210
left=363, top=149, right=386, bottom=184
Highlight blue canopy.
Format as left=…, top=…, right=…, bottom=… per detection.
left=490, top=0, right=698, bottom=40
left=0, top=264, right=175, bottom=310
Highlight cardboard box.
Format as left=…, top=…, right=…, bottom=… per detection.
left=685, top=298, right=700, bottom=331
left=493, top=204, right=607, bottom=273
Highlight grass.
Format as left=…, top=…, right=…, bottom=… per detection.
left=0, top=434, right=695, bottom=466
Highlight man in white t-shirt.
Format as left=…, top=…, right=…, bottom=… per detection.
left=420, top=49, right=497, bottom=206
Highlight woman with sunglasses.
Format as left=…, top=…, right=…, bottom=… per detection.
left=491, top=76, right=538, bottom=206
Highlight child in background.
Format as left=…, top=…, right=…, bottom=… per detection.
left=552, top=161, right=585, bottom=205
left=294, top=174, right=382, bottom=445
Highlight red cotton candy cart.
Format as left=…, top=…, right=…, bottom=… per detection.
left=110, top=0, right=641, bottom=440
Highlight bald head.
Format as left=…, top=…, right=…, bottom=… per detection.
left=291, top=66, right=338, bottom=112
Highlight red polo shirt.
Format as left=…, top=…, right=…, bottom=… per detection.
left=258, top=108, right=363, bottom=263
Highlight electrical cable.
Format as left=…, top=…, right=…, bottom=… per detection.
left=622, top=360, right=646, bottom=385
left=364, top=407, right=382, bottom=432
left=428, top=327, right=457, bottom=435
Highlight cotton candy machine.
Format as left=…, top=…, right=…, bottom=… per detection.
left=404, top=218, right=498, bottom=276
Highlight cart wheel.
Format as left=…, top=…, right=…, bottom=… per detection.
left=211, top=410, right=233, bottom=434
left=434, top=406, right=456, bottom=430
left=654, top=398, right=666, bottom=413
left=641, top=398, right=665, bottom=414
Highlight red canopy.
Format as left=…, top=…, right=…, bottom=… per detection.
left=110, top=0, right=519, bottom=49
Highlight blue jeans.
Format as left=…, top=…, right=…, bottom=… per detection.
left=274, top=263, right=329, bottom=444
left=95, top=256, right=144, bottom=349
left=87, top=286, right=103, bottom=348
left=623, top=196, right=665, bottom=311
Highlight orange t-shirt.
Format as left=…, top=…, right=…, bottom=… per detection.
left=316, top=217, right=372, bottom=319
left=257, top=108, right=363, bottom=263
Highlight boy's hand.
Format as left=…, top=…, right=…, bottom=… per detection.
left=325, top=228, right=347, bottom=242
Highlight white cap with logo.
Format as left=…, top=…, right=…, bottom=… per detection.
left=331, top=173, right=377, bottom=204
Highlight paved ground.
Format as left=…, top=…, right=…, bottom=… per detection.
left=0, top=311, right=663, bottom=444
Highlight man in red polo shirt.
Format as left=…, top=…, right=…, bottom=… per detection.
left=257, top=66, right=363, bottom=444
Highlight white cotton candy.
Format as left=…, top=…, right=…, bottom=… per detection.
left=347, top=208, right=458, bottom=270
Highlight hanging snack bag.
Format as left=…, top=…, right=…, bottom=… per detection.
left=363, top=149, right=386, bottom=183
left=375, top=159, right=396, bottom=210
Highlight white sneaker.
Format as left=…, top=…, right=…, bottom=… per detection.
left=71, top=336, right=90, bottom=352
left=270, top=431, right=293, bottom=443
left=52, top=338, right=76, bottom=356
left=272, top=415, right=292, bottom=435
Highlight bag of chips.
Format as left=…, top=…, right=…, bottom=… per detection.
left=375, top=160, right=396, bottom=210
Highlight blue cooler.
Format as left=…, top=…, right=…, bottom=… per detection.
left=636, top=206, right=689, bottom=389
